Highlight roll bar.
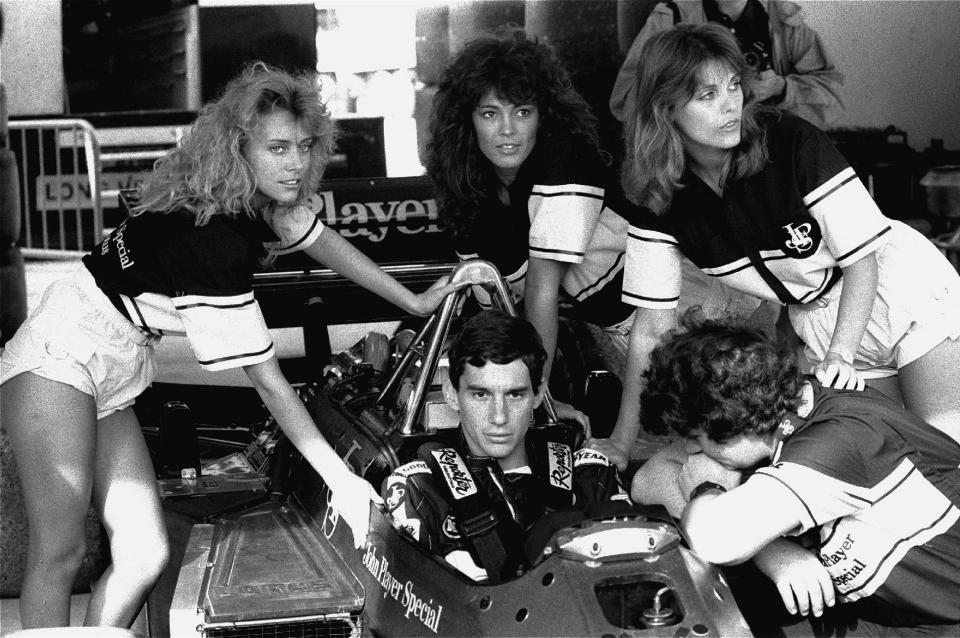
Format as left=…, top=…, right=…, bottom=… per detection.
left=376, top=259, right=560, bottom=435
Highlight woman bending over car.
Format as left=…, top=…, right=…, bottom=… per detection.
left=425, top=27, right=756, bottom=429
left=599, top=23, right=960, bottom=465
left=0, top=63, right=459, bottom=630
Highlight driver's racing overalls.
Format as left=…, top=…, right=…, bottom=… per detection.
left=381, top=429, right=629, bottom=582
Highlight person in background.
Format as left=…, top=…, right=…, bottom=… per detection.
left=631, top=314, right=960, bottom=637
left=381, top=310, right=628, bottom=582
left=0, top=63, right=460, bottom=630
left=425, top=27, right=756, bottom=430
left=594, top=23, right=960, bottom=470
left=610, top=0, right=844, bottom=130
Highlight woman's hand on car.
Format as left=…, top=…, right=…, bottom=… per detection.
left=408, top=275, right=469, bottom=316
left=330, top=470, right=384, bottom=549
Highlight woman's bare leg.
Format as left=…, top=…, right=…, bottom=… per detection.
left=84, top=407, right=169, bottom=627
left=897, top=337, right=960, bottom=443
left=1, top=373, right=97, bottom=628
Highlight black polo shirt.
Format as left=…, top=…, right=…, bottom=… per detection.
left=622, top=113, right=892, bottom=308
left=83, top=196, right=325, bottom=370
left=754, top=381, right=960, bottom=625
left=456, top=133, right=635, bottom=328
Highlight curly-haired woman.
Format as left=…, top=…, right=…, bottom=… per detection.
left=603, top=23, right=960, bottom=464
left=425, top=28, right=751, bottom=428
left=0, top=63, right=458, bottom=629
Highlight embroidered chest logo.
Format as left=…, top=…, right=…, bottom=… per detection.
left=546, top=442, right=573, bottom=490
left=385, top=483, right=407, bottom=511
left=431, top=448, right=477, bottom=499
left=781, top=218, right=822, bottom=258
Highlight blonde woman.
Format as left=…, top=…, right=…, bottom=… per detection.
left=0, top=63, right=458, bottom=629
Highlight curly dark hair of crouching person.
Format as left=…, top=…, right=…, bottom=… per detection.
left=425, top=25, right=604, bottom=242
left=640, top=310, right=803, bottom=442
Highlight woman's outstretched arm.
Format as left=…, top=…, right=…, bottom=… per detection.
left=304, top=226, right=463, bottom=316
left=244, top=356, right=380, bottom=548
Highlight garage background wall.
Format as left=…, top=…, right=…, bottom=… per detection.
left=795, top=0, right=960, bottom=150
left=2, top=1, right=959, bottom=150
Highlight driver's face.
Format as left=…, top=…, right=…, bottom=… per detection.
left=445, top=360, right=543, bottom=471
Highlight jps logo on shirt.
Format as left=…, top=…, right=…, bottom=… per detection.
left=432, top=449, right=477, bottom=499
left=547, top=442, right=573, bottom=490
left=384, top=482, right=407, bottom=511
left=781, top=218, right=821, bottom=258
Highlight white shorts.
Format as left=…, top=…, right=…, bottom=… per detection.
left=600, top=257, right=766, bottom=375
left=1, top=267, right=159, bottom=419
left=677, top=254, right=765, bottom=321
left=789, top=221, right=960, bottom=379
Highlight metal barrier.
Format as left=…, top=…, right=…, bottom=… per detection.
left=8, top=119, right=104, bottom=258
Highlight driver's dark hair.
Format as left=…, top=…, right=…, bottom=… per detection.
left=448, top=310, right=546, bottom=390
left=640, top=311, right=802, bottom=442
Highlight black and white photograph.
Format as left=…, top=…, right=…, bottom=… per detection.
left=1, top=1, right=959, bottom=636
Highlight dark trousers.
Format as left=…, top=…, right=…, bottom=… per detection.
left=725, top=563, right=960, bottom=638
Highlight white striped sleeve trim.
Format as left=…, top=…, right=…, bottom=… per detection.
left=753, top=458, right=931, bottom=533
left=840, top=502, right=959, bottom=602
left=622, top=226, right=681, bottom=308
left=803, top=167, right=860, bottom=208
left=752, top=462, right=871, bottom=531
left=264, top=196, right=326, bottom=255
left=628, top=227, right=678, bottom=246
left=701, top=256, right=754, bottom=277
left=803, top=167, right=891, bottom=268
left=528, top=184, right=604, bottom=264
left=570, top=251, right=624, bottom=301
left=173, top=292, right=275, bottom=371
left=756, top=459, right=960, bottom=601
left=121, top=293, right=186, bottom=336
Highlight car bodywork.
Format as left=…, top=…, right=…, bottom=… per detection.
left=170, top=260, right=752, bottom=637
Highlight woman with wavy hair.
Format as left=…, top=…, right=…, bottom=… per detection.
left=426, top=28, right=744, bottom=427
left=603, top=23, right=960, bottom=462
left=0, top=63, right=457, bottom=630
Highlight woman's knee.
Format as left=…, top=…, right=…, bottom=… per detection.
left=110, top=529, right=169, bottom=582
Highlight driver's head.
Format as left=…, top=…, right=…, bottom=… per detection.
left=444, top=311, right=547, bottom=470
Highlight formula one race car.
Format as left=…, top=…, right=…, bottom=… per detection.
left=169, top=260, right=752, bottom=638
